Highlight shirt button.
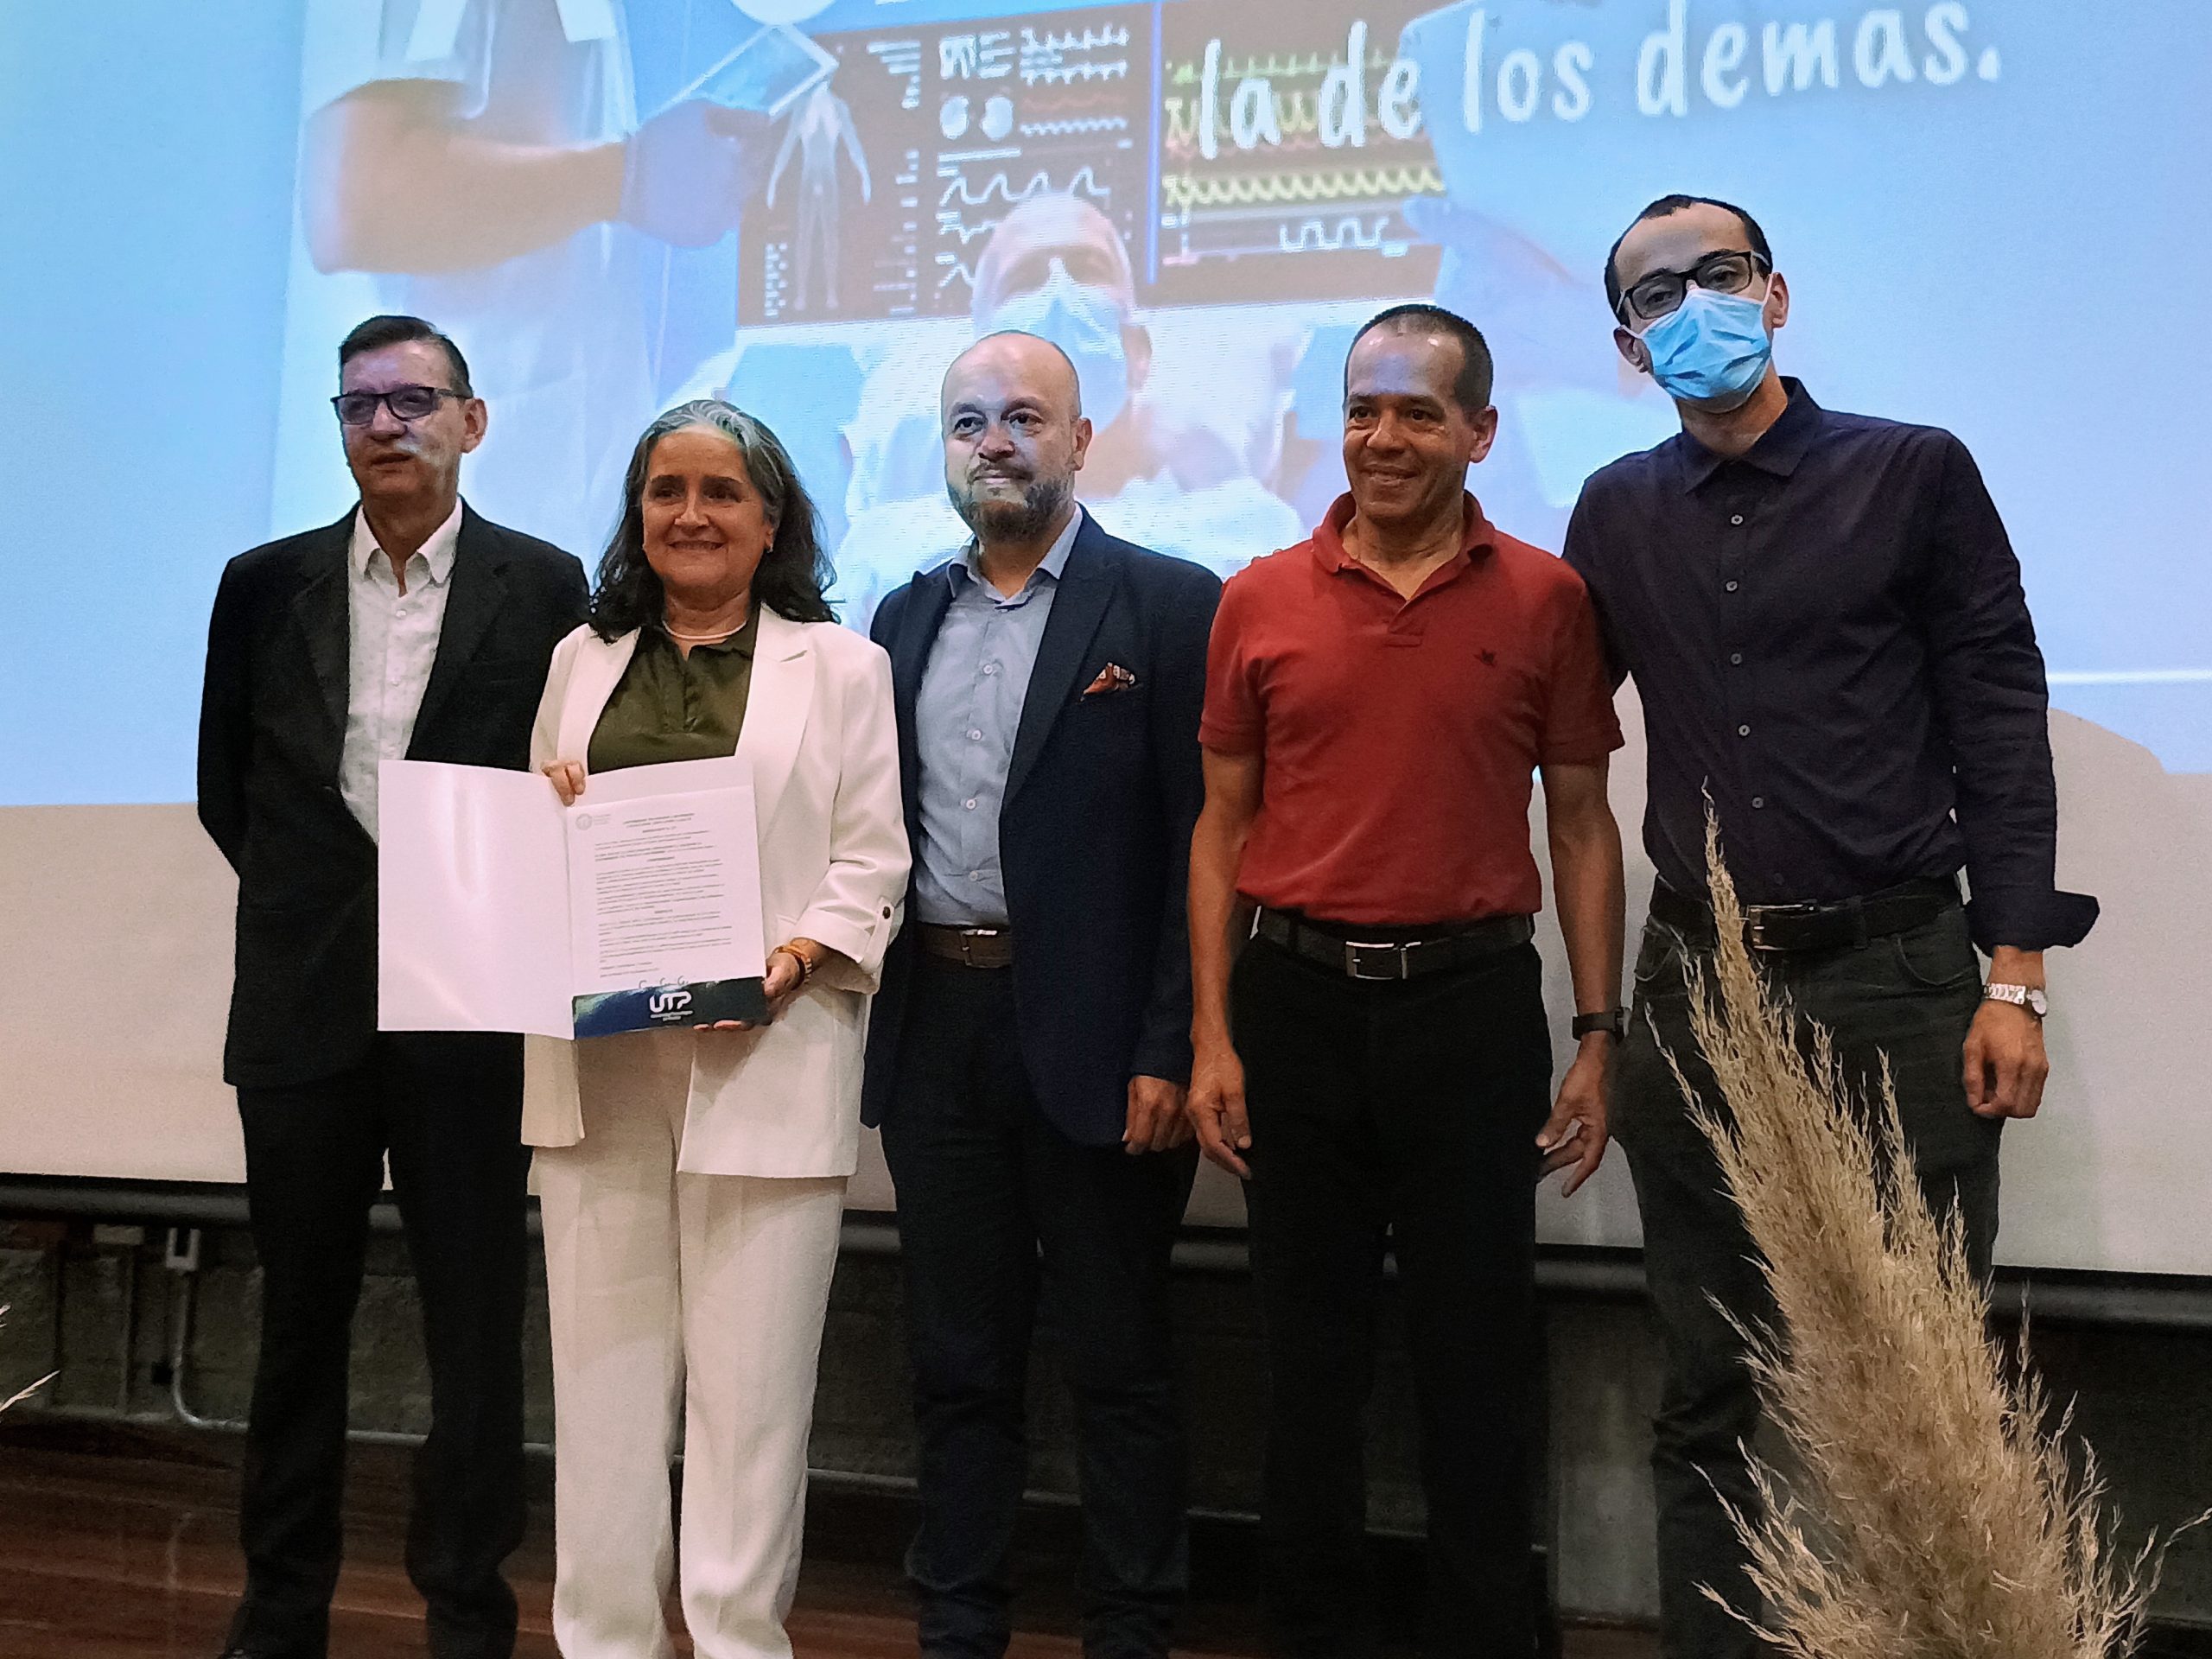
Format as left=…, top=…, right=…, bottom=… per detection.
left=1752, top=796, right=1766, bottom=809
left=968, top=728, right=982, bottom=741
left=1737, top=723, right=1751, bottom=737
left=1725, top=580, right=1739, bottom=593
left=982, top=663, right=1000, bottom=677
left=1730, top=514, right=1745, bottom=526
left=963, top=798, right=978, bottom=810
left=1730, top=652, right=1744, bottom=665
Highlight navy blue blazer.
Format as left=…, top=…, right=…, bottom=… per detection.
left=861, top=512, right=1221, bottom=1147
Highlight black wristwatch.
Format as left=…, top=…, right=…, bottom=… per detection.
left=1571, top=1008, right=1626, bottom=1040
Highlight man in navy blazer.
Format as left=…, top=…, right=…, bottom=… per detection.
left=863, top=331, right=1218, bottom=1659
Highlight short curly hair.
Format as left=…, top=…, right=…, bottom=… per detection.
left=1345, top=303, right=1495, bottom=416
left=1603, top=195, right=1773, bottom=316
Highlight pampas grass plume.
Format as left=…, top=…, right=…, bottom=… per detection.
left=1668, top=811, right=2183, bottom=1658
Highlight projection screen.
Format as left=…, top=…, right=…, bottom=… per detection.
left=2, top=0, right=2206, bottom=1274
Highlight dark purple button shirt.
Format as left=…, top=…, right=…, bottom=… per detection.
left=1564, top=379, right=2096, bottom=952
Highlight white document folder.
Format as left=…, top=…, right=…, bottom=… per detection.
left=378, top=757, right=766, bottom=1039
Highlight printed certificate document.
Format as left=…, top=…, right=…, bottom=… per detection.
left=378, top=756, right=769, bottom=1039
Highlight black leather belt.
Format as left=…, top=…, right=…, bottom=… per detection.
left=917, top=923, right=1015, bottom=969
left=1251, top=907, right=1535, bottom=982
left=1648, top=875, right=1960, bottom=954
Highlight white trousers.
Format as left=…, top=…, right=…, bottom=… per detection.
left=537, top=1031, right=846, bottom=1659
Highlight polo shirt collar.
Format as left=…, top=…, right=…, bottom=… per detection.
left=351, top=498, right=463, bottom=585
left=1674, top=378, right=1823, bottom=494
left=1310, top=491, right=1497, bottom=575
left=950, top=503, right=1084, bottom=595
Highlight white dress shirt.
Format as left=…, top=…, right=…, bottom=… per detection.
left=340, top=500, right=463, bottom=838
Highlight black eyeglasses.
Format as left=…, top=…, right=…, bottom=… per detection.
left=1618, top=250, right=1771, bottom=325
left=331, top=385, right=464, bottom=426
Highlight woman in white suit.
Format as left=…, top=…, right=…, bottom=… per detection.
left=526, top=399, right=907, bottom=1659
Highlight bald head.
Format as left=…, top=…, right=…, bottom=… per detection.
left=944, top=330, right=1084, bottom=423
left=971, top=194, right=1135, bottom=323
left=941, top=332, right=1091, bottom=548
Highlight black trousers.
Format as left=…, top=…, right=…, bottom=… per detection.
left=880, top=956, right=1199, bottom=1659
left=1613, top=905, right=2000, bottom=1659
left=1232, top=935, right=1554, bottom=1659
left=229, top=1031, right=530, bottom=1659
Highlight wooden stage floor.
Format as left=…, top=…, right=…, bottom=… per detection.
left=0, top=1421, right=1656, bottom=1658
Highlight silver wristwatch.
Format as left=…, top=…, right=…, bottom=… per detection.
left=1984, top=982, right=2048, bottom=1019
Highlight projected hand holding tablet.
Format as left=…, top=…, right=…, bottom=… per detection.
left=672, top=22, right=835, bottom=118
left=378, top=757, right=769, bottom=1040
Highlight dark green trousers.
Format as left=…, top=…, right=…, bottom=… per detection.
left=1613, top=903, right=2000, bottom=1659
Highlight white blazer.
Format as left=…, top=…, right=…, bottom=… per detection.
left=522, top=609, right=909, bottom=1178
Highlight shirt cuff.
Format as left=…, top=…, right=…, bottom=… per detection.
left=1965, top=887, right=2100, bottom=953
left=789, top=906, right=892, bottom=994
left=1130, top=1031, right=1195, bottom=1088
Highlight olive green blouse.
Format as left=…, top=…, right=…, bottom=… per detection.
left=586, top=610, right=759, bottom=774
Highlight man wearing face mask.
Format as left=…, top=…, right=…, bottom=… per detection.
left=833, top=194, right=1302, bottom=617
left=966, top=194, right=1174, bottom=499
left=1562, top=195, right=2099, bottom=1659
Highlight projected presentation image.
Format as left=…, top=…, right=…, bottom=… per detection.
left=1155, top=0, right=1444, bottom=304
left=264, top=0, right=2210, bottom=777
left=8, top=0, right=2212, bottom=1275
left=739, top=5, right=1154, bottom=324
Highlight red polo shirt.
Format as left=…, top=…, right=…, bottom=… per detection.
left=1201, top=493, right=1622, bottom=926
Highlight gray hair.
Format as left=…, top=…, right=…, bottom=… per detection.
left=588, top=398, right=836, bottom=638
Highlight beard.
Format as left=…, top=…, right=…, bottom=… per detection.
left=948, top=467, right=1073, bottom=543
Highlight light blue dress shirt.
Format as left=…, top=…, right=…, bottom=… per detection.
left=912, top=508, right=1084, bottom=926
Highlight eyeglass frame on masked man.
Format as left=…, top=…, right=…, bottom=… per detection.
left=1614, top=248, right=1772, bottom=326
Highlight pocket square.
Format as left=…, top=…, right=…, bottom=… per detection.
left=1081, top=662, right=1139, bottom=697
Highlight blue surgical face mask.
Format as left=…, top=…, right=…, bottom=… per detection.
left=986, top=258, right=1132, bottom=428
left=1635, top=283, right=1775, bottom=410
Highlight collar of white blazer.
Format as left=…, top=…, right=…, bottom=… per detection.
left=552, top=607, right=815, bottom=833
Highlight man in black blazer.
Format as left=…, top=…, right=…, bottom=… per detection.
left=196, top=315, right=585, bottom=1659
left=864, top=331, right=1219, bottom=1659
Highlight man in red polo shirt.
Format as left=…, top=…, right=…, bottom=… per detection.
left=1186, top=303, right=1627, bottom=1659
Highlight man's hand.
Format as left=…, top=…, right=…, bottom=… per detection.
left=621, top=99, right=772, bottom=247
left=1185, top=1039, right=1252, bottom=1179
left=1123, top=1076, right=1193, bottom=1155
left=1536, top=1038, right=1611, bottom=1197
left=1964, top=998, right=2049, bottom=1119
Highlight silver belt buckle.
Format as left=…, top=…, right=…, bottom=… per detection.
left=1344, top=939, right=1410, bottom=981
left=1743, top=902, right=1814, bottom=952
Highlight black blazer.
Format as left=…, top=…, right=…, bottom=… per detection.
left=862, top=513, right=1221, bottom=1147
left=196, top=504, right=587, bottom=1089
